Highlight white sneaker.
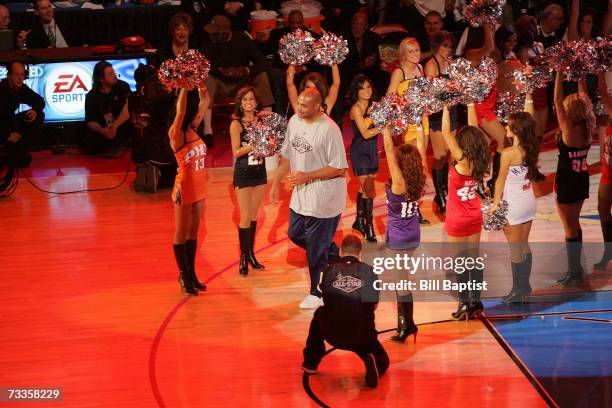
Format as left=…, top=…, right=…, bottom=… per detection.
left=299, top=295, right=324, bottom=309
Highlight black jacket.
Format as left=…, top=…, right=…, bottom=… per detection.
left=24, top=19, right=69, bottom=49
left=201, top=31, right=269, bottom=79
left=318, top=256, right=379, bottom=346
left=0, top=79, right=45, bottom=137
left=341, top=29, right=382, bottom=79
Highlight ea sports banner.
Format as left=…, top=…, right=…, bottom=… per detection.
left=0, top=58, right=146, bottom=123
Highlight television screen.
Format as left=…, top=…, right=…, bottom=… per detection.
left=0, top=58, right=147, bottom=123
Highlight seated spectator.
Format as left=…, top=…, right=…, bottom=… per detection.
left=19, top=0, right=69, bottom=49
left=83, top=61, right=131, bottom=155
left=419, top=10, right=444, bottom=62
left=341, top=12, right=389, bottom=98
left=129, top=64, right=178, bottom=190
left=302, top=234, right=389, bottom=388
left=537, top=3, right=565, bottom=49
left=0, top=61, right=45, bottom=168
left=200, top=15, right=274, bottom=141
left=0, top=3, right=9, bottom=30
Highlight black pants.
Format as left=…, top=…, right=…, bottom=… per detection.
left=0, top=112, right=44, bottom=168
left=303, top=310, right=389, bottom=375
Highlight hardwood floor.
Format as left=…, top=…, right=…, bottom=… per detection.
left=0, top=141, right=606, bottom=407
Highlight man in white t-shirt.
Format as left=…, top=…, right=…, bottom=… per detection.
left=271, top=89, right=348, bottom=309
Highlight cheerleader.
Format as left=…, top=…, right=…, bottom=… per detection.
left=230, top=86, right=267, bottom=277
left=382, top=127, right=425, bottom=343
left=424, top=31, right=457, bottom=215
left=492, top=108, right=541, bottom=303
left=349, top=75, right=380, bottom=243
left=553, top=66, right=594, bottom=286
left=286, top=64, right=340, bottom=116
left=441, top=105, right=490, bottom=319
left=595, top=72, right=611, bottom=270
left=170, top=85, right=211, bottom=296
left=387, top=37, right=430, bottom=225
left=463, top=24, right=506, bottom=197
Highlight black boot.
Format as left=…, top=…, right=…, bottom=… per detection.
left=364, top=197, right=378, bottom=242
left=594, top=221, right=612, bottom=270
left=185, top=239, right=207, bottom=291
left=503, top=255, right=531, bottom=304
left=432, top=168, right=447, bottom=215
left=441, top=162, right=449, bottom=212
left=247, top=221, right=264, bottom=269
left=395, top=301, right=404, bottom=334
left=390, top=294, right=418, bottom=343
left=557, top=236, right=584, bottom=286
left=417, top=207, right=430, bottom=225
left=352, top=192, right=366, bottom=235
left=238, top=227, right=250, bottom=277
left=476, top=181, right=487, bottom=199
left=174, top=244, right=197, bottom=296
left=469, top=268, right=484, bottom=318
left=451, top=269, right=470, bottom=320
left=487, top=152, right=501, bottom=197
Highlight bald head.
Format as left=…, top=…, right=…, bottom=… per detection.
left=297, top=89, right=322, bottom=121
left=541, top=3, right=564, bottom=33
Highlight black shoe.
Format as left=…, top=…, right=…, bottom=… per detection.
left=178, top=272, right=198, bottom=296
left=185, top=239, right=206, bottom=291
left=556, top=270, right=584, bottom=286
left=432, top=169, right=447, bottom=215
left=239, top=254, right=249, bottom=277
left=451, top=302, right=471, bottom=321
left=417, top=207, right=430, bottom=225
left=247, top=221, right=264, bottom=269
left=558, top=237, right=583, bottom=286
left=390, top=323, right=418, bottom=343
left=363, top=354, right=379, bottom=388
left=238, top=227, right=250, bottom=276
left=503, top=258, right=530, bottom=304
left=469, top=301, right=484, bottom=319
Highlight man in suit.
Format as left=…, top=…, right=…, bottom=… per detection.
left=19, top=0, right=68, bottom=49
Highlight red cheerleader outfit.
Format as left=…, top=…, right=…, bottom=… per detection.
left=445, top=165, right=482, bottom=237
left=474, top=84, right=498, bottom=123
left=172, top=135, right=208, bottom=206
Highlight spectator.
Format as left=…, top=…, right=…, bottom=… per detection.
left=0, top=3, right=9, bottom=30
left=182, top=0, right=256, bottom=34
left=200, top=15, right=274, bottom=142
left=0, top=61, right=45, bottom=168
left=301, top=234, right=389, bottom=388
left=390, top=0, right=446, bottom=42
left=341, top=12, right=389, bottom=97
left=20, top=0, right=69, bottom=49
left=83, top=61, right=131, bottom=155
left=270, top=89, right=347, bottom=309
left=537, top=3, right=565, bottom=49
left=419, top=11, right=444, bottom=62
left=129, top=64, right=178, bottom=190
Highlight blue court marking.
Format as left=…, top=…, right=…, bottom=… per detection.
left=579, top=214, right=600, bottom=221
left=483, top=290, right=612, bottom=319
left=487, top=311, right=612, bottom=408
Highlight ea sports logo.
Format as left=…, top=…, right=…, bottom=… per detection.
left=45, top=65, right=91, bottom=116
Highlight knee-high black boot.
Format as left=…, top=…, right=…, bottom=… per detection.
left=247, top=221, right=264, bottom=269
left=353, top=192, right=366, bottom=235
left=441, top=162, right=449, bottom=211
left=594, top=221, right=612, bottom=270
left=452, top=269, right=470, bottom=320
left=391, top=294, right=417, bottom=343
left=558, top=236, right=584, bottom=285
left=364, top=197, right=377, bottom=242
left=469, top=268, right=484, bottom=318
left=487, top=152, right=501, bottom=197
left=417, top=206, right=430, bottom=225
left=238, top=227, right=250, bottom=277
left=185, top=239, right=206, bottom=291
left=174, top=244, right=197, bottom=296
left=503, top=254, right=531, bottom=304
left=432, top=168, right=447, bottom=214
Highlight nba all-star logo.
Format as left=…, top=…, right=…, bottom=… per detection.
left=292, top=134, right=313, bottom=154
left=332, top=274, right=363, bottom=293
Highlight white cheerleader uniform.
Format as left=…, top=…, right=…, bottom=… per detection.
left=503, top=165, right=536, bottom=225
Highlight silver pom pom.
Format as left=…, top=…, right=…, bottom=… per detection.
left=278, top=29, right=316, bottom=65
left=449, top=57, right=496, bottom=103
left=245, top=111, right=288, bottom=159
left=157, top=49, right=210, bottom=91
left=495, top=91, right=525, bottom=124
left=313, top=33, right=349, bottom=66
left=464, top=0, right=506, bottom=28
left=369, top=94, right=410, bottom=136
left=510, top=64, right=552, bottom=95
left=481, top=198, right=509, bottom=231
